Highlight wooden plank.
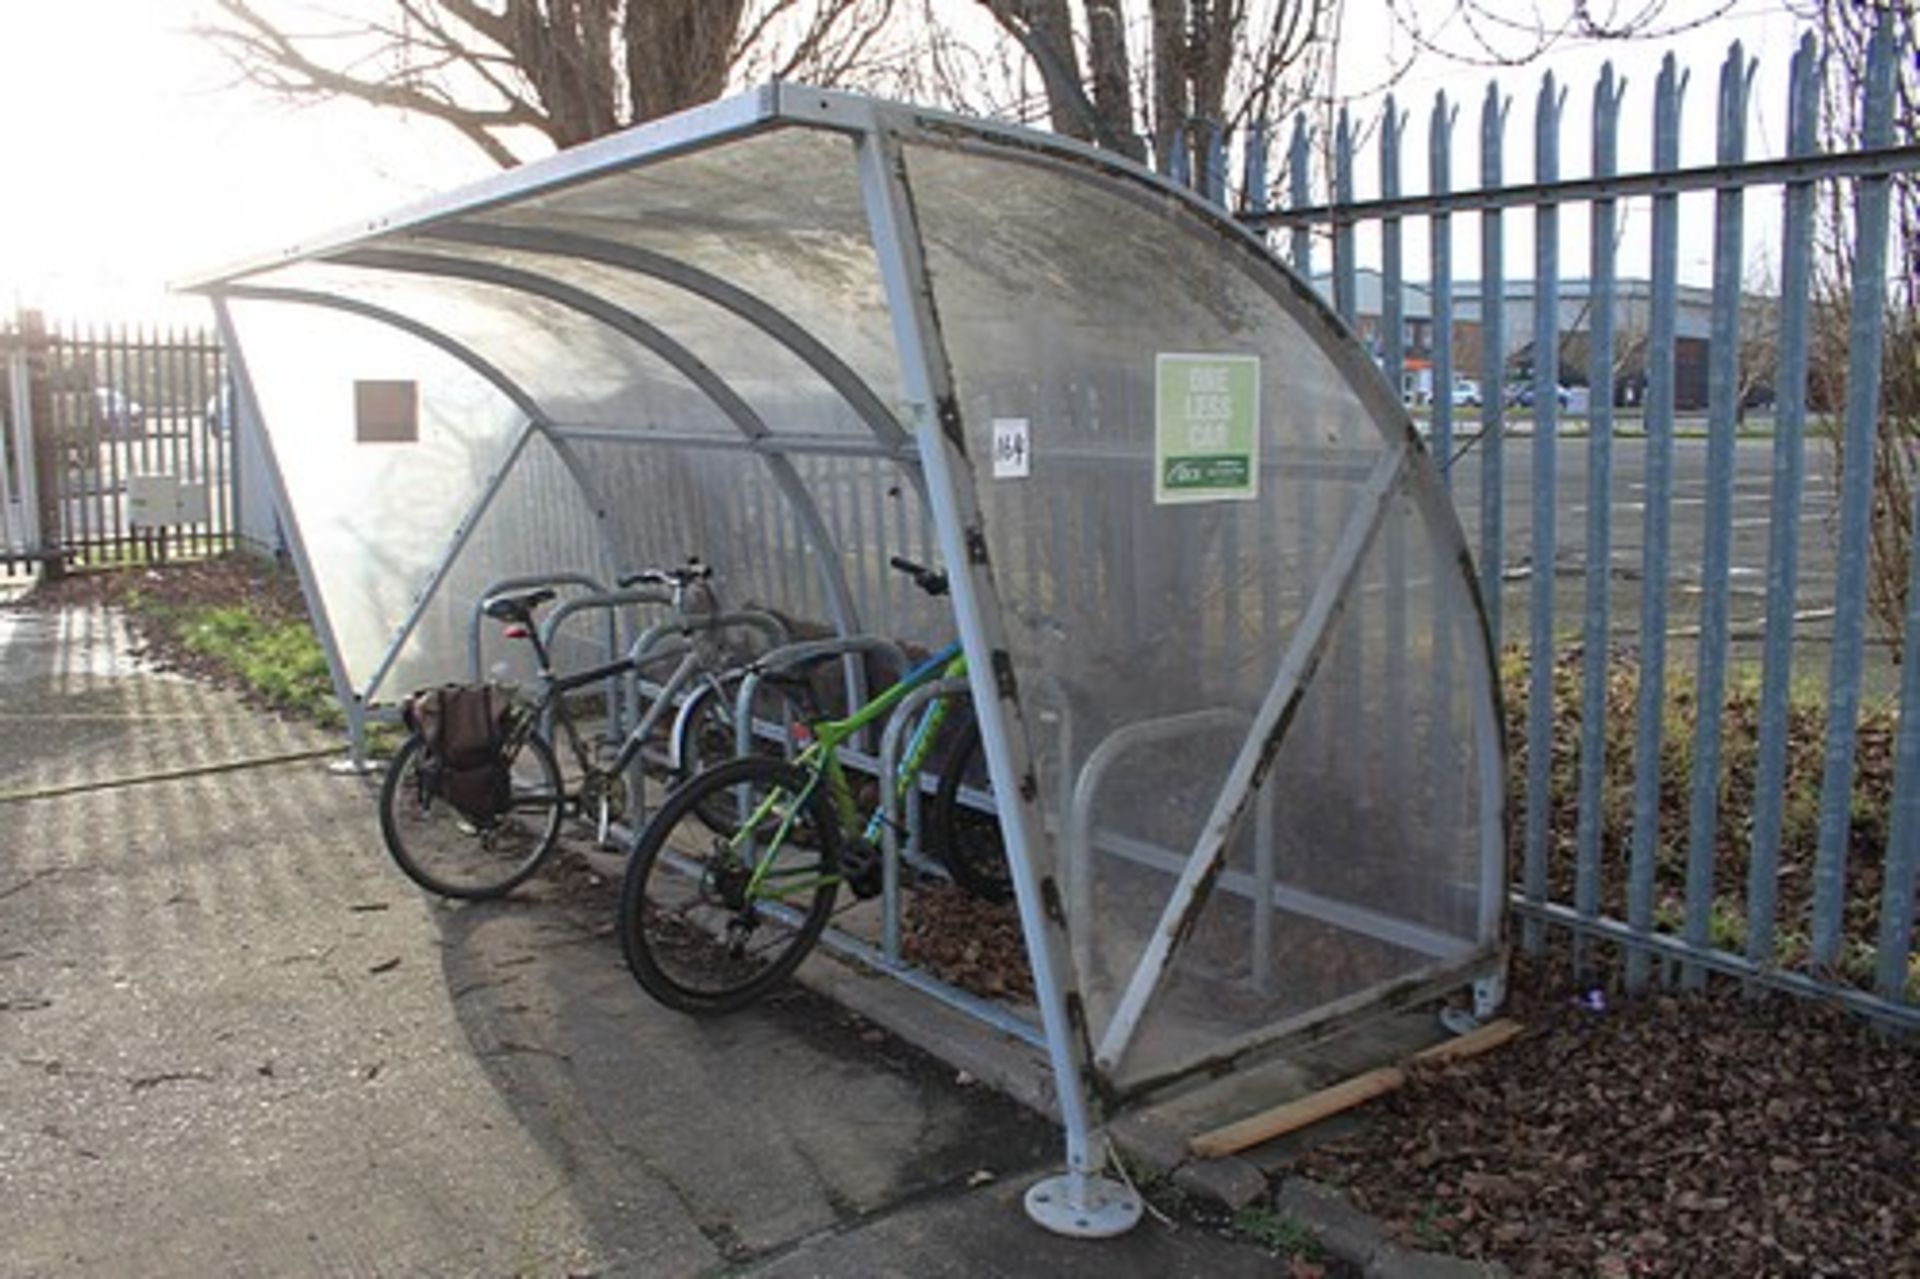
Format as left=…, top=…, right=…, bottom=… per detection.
left=1188, top=1018, right=1523, bottom=1160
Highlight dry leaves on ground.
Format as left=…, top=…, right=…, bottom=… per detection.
left=1300, top=963, right=1917, bottom=1278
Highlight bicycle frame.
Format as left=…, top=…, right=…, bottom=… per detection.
left=733, top=640, right=968, bottom=901
left=541, top=639, right=720, bottom=787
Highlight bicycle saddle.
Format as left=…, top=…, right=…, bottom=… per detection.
left=482, top=588, right=556, bottom=622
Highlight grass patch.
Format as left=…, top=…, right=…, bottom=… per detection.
left=1502, top=644, right=1907, bottom=993
left=1231, top=1204, right=1322, bottom=1258
left=172, top=605, right=338, bottom=724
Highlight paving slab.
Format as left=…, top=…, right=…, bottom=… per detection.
left=0, top=606, right=1300, bottom=1277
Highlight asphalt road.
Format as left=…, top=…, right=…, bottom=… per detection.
left=1428, top=429, right=1873, bottom=689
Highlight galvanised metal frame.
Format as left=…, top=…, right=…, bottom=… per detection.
left=195, top=83, right=1512, bottom=1224
left=849, top=116, right=1127, bottom=1227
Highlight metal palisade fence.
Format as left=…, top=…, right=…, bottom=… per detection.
left=0, top=311, right=236, bottom=571
left=1230, top=19, right=1916, bottom=1024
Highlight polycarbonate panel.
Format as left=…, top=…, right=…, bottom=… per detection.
left=1116, top=487, right=1498, bottom=1088
left=904, top=138, right=1495, bottom=1085
left=381, top=432, right=615, bottom=699
left=554, top=441, right=942, bottom=651
left=383, top=241, right=887, bottom=440
left=466, top=126, right=904, bottom=413
left=226, top=298, right=538, bottom=692
left=241, top=262, right=745, bottom=437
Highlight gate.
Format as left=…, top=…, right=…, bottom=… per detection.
left=1, top=310, right=236, bottom=572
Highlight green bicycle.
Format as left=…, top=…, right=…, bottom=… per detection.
left=617, top=557, right=1005, bottom=1013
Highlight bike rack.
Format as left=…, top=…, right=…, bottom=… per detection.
left=730, top=634, right=906, bottom=759
left=538, top=586, right=674, bottom=740
left=1064, top=708, right=1261, bottom=988
left=874, top=674, right=972, bottom=960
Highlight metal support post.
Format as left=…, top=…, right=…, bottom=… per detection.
left=855, top=119, right=1139, bottom=1239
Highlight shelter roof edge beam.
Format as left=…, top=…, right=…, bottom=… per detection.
left=178, top=88, right=784, bottom=292
left=547, top=424, right=913, bottom=461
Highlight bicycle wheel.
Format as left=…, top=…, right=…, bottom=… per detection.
left=620, top=756, right=839, bottom=1014
left=928, top=718, right=1015, bottom=903
left=378, top=730, right=565, bottom=900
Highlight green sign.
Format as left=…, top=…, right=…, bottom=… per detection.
left=1154, top=353, right=1260, bottom=504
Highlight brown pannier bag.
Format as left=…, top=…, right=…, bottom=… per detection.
left=404, top=684, right=516, bottom=823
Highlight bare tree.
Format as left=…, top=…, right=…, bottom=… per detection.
left=1795, top=0, right=1919, bottom=658
left=198, top=0, right=906, bottom=167
left=969, top=1, right=1332, bottom=172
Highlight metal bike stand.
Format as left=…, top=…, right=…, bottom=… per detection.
left=1064, top=708, right=1253, bottom=985
left=539, top=586, right=673, bottom=736
left=630, top=606, right=789, bottom=699
left=730, top=634, right=907, bottom=758
left=874, top=675, right=971, bottom=961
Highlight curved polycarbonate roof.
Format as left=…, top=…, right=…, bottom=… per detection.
left=195, top=85, right=1504, bottom=1109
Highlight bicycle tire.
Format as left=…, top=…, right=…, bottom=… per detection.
left=620, top=755, right=839, bottom=1014
left=378, top=730, right=565, bottom=900
left=928, top=718, right=1015, bottom=903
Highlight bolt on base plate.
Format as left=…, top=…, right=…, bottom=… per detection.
left=1023, top=1173, right=1143, bottom=1239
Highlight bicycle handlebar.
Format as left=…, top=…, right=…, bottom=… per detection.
left=617, top=558, right=712, bottom=591
left=888, top=556, right=949, bottom=598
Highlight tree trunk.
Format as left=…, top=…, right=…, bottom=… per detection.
left=1083, top=0, right=1144, bottom=160
left=1150, top=0, right=1189, bottom=173
left=624, top=0, right=751, bottom=125
left=505, top=0, right=623, bottom=146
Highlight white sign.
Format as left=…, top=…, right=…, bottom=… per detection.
left=991, top=417, right=1031, bottom=479
left=126, top=474, right=209, bottom=527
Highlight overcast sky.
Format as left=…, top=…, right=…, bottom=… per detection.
left=0, top=0, right=1814, bottom=322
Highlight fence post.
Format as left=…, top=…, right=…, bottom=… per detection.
left=1680, top=41, right=1757, bottom=987
left=1746, top=32, right=1823, bottom=973
left=22, top=311, right=62, bottom=580
left=1575, top=63, right=1627, bottom=976
left=1626, top=55, right=1689, bottom=991
left=1477, top=84, right=1509, bottom=644
left=1521, top=71, right=1566, bottom=957
left=1287, top=113, right=1312, bottom=277
left=1333, top=107, right=1357, bottom=326
left=1811, top=15, right=1899, bottom=975
left=1429, top=91, right=1457, bottom=482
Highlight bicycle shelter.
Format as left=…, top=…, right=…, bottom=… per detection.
left=188, top=86, right=1506, bottom=1235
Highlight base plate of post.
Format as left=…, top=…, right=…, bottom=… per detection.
left=1023, top=1172, right=1143, bottom=1239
